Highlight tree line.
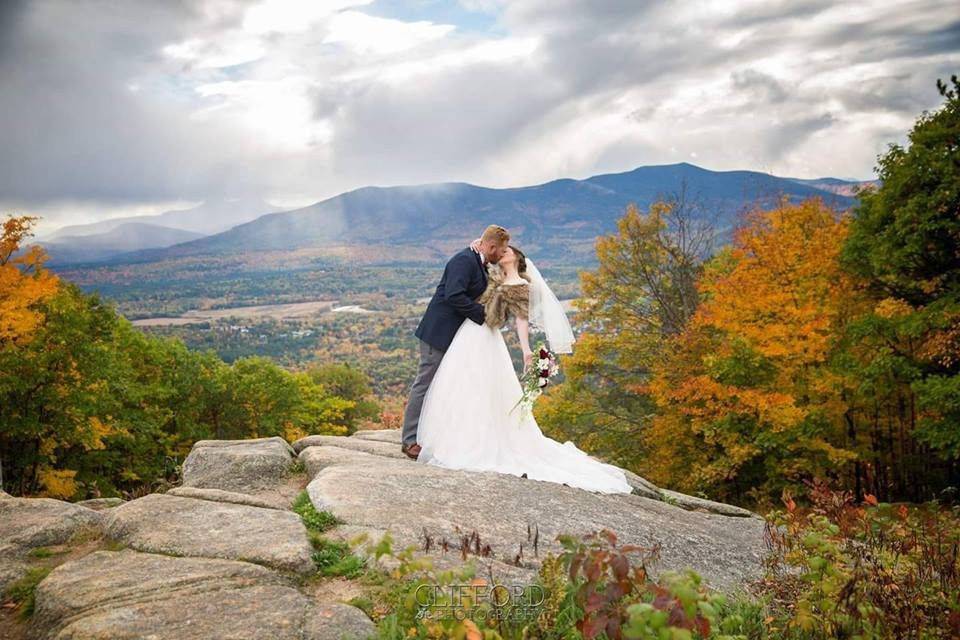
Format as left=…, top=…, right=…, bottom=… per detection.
left=0, top=225, right=380, bottom=499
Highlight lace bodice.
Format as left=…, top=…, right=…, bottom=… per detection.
left=478, top=265, right=530, bottom=328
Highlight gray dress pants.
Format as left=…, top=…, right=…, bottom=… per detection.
left=401, top=339, right=446, bottom=446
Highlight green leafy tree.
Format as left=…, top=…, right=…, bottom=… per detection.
left=217, top=356, right=305, bottom=440
left=841, top=75, right=960, bottom=473
left=303, top=363, right=380, bottom=431
left=0, top=278, right=382, bottom=498
left=0, top=282, right=149, bottom=497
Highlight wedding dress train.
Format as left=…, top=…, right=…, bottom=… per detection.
left=415, top=317, right=633, bottom=494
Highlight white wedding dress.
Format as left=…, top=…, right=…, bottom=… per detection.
left=415, top=273, right=633, bottom=494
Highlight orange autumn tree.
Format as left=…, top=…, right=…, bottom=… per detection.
left=646, top=197, right=865, bottom=504
left=0, top=215, right=60, bottom=348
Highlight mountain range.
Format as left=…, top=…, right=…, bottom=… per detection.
left=36, top=196, right=276, bottom=241
left=31, top=163, right=870, bottom=267
left=26, top=197, right=277, bottom=265
left=31, top=222, right=206, bottom=265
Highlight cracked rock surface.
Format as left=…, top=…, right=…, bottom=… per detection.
left=301, top=429, right=766, bottom=593
left=32, top=549, right=373, bottom=640
left=7, top=438, right=374, bottom=640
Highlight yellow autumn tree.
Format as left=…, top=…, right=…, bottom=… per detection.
left=0, top=214, right=62, bottom=495
left=646, top=197, right=865, bottom=504
left=0, top=215, right=60, bottom=348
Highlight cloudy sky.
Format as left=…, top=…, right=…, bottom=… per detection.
left=1, top=0, right=957, bottom=235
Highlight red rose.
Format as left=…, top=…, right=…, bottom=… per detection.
left=539, top=348, right=548, bottom=358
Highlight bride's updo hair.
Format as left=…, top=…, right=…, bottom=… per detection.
left=509, top=245, right=531, bottom=281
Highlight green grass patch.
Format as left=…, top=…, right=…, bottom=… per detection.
left=292, top=490, right=342, bottom=533
left=309, top=535, right=366, bottom=578
left=4, top=566, right=52, bottom=620
left=101, top=539, right=127, bottom=552
left=714, top=593, right=771, bottom=639
left=293, top=490, right=366, bottom=577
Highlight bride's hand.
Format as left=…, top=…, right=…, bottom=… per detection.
left=523, top=350, right=534, bottom=371
left=469, top=238, right=482, bottom=253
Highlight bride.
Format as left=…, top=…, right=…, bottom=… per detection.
left=415, top=244, right=633, bottom=494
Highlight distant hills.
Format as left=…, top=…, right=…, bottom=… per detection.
left=37, top=196, right=276, bottom=241
left=27, top=197, right=277, bottom=265
left=33, top=163, right=870, bottom=267
left=34, top=222, right=206, bottom=265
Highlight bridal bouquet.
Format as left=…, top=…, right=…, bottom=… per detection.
left=511, top=341, right=560, bottom=419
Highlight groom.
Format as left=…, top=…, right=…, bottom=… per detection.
left=400, top=224, right=511, bottom=459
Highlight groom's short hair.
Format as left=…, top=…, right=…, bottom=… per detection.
left=481, top=224, right=510, bottom=245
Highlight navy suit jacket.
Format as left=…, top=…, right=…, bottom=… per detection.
left=415, top=247, right=488, bottom=351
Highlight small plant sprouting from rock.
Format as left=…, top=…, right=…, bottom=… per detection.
left=456, top=527, right=492, bottom=561
left=288, top=459, right=305, bottom=475
left=422, top=526, right=492, bottom=561
left=513, top=542, right=523, bottom=566
left=162, top=455, right=182, bottom=486
left=101, top=538, right=127, bottom=552
left=510, top=521, right=543, bottom=567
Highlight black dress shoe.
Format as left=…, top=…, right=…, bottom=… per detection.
left=401, top=442, right=421, bottom=460
left=521, top=472, right=528, bottom=478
